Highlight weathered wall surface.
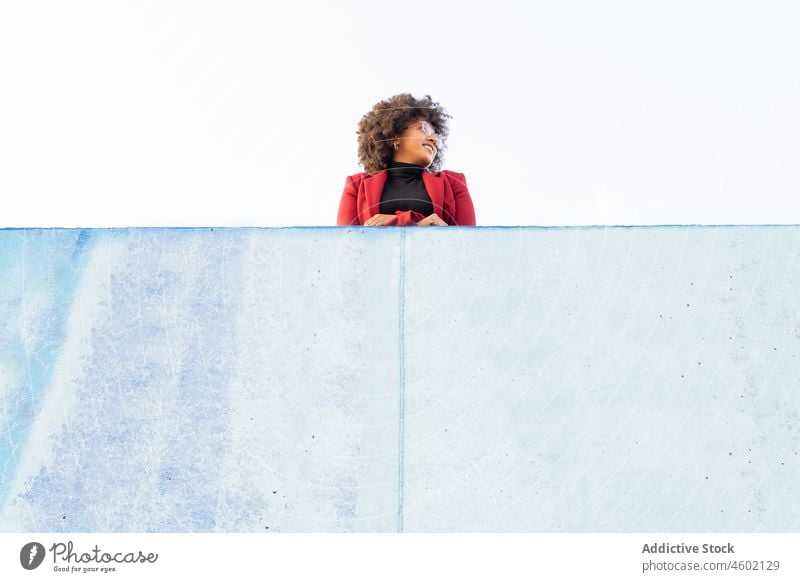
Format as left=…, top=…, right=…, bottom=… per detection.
left=1, top=227, right=798, bottom=531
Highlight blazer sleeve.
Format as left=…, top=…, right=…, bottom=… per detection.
left=449, top=172, right=476, bottom=226
left=394, top=210, right=426, bottom=225
left=337, top=175, right=360, bottom=226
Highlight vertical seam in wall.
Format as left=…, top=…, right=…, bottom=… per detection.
left=398, top=227, right=406, bottom=533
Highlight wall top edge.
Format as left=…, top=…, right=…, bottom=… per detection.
left=2, top=224, right=800, bottom=232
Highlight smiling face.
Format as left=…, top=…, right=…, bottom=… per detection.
left=392, top=118, right=439, bottom=167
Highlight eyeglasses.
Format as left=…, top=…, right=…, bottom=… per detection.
left=404, top=120, right=438, bottom=141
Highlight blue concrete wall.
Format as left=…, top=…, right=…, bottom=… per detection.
left=1, top=227, right=798, bottom=532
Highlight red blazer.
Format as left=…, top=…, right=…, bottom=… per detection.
left=337, top=169, right=476, bottom=226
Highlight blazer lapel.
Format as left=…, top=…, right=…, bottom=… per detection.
left=362, top=171, right=388, bottom=218
left=422, top=171, right=445, bottom=215
left=362, top=169, right=444, bottom=219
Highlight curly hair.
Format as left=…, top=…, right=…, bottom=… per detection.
left=356, top=93, right=451, bottom=173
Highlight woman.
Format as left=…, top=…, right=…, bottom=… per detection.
left=337, top=94, right=476, bottom=226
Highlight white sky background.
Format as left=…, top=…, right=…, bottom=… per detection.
left=1, top=0, right=799, bottom=227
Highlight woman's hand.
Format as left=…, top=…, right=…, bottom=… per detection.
left=364, top=214, right=396, bottom=226
left=417, top=213, right=448, bottom=226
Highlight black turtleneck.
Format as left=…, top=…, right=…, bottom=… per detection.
left=379, top=161, right=434, bottom=216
